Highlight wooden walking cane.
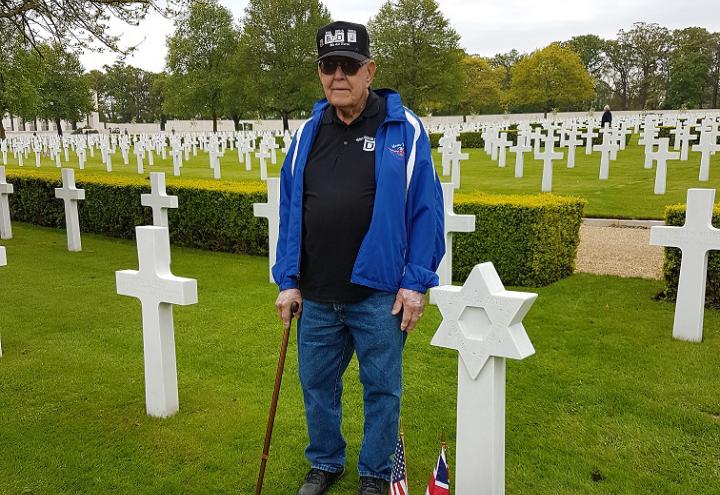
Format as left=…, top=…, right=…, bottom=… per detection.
left=256, top=301, right=299, bottom=495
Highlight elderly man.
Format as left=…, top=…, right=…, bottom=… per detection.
left=273, top=20, right=445, bottom=495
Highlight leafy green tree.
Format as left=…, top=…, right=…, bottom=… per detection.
left=102, top=62, right=162, bottom=123
left=84, top=69, right=110, bottom=121
left=711, top=33, right=720, bottom=108
left=454, top=55, right=503, bottom=117
left=165, top=0, right=238, bottom=132
left=508, top=43, right=594, bottom=115
left=602, top=36, right=636, bottom=110
left=149, top=71, right=169, bottom=129
left=240, top=0, right=331, bottom=131
left=222, top=40, right=256, bottom=131
left=624, top=22, right=671, bottom=109
left=666, top=27, right=716, bottom=109
left=563, top=34, right=606, bottom=77
left=368, top=0, right=463, bottom=114
left=0, top=24, right=41, bottom=139
left=35, top=44, right=93, bottom=135
left=490, top=49, right=524, bottom=90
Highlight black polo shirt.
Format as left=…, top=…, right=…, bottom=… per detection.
left=300, top=89, right=386, bottom=303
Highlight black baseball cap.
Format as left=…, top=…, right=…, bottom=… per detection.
left=316, top=21, right=371, bottom=62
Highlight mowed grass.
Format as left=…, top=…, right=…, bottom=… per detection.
left=1, top=223, right=720, bottom=494
left=4, top=135, right=720, bottom=219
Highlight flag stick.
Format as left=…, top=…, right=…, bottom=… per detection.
left=400, top=416, right=409, bottom=489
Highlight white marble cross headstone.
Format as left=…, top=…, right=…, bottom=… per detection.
left=496, top=133, right=512, bottom=168
left=692, top=132, right=720, bottom=182
left=430, top=262, right=536, bottom=495
left=535, top=134, right=563, bottom=193
left=564, top=129, right=582, bottom=169
left=54, top=168, right=85, bottom=251
left=595, top=131, right=619, bottom=180
left=77, top=146, right=86, bottom=170
left=256, top=149, right=271, bottom=180
left=447, top=141, right=469, bottom=190
left=639, top=120, right=659, bottom=169
left=141, top=172, right=178, bottom=228
left=253, top=178, right=281, bottom=283
left=437, top=183, right=475, bottom=285
left=650, top=188, right=720, bottom=342
left=0, top=166, right=14, bottom=239
left=134, top=144, right=145, bottom=174
left=116, top=226, right=198, bottom=418
left=266, top=137, right=280, bottom=164
left=171, top=147, right=183, bottom=177
left=583, top=125, right=598, bottom=155
left=648, top=138, right=680, bottom=195
left=509, top=135, right=531, bottom=178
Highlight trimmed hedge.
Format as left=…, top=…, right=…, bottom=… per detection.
left=6, top=170, right=585, bottom=288
left=453, top=193, right=585, bottom=287
left=658, top=203, right=720, bottom=308
left=8, top=170, right=268, bottom=255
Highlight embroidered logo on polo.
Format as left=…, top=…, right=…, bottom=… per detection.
left=387, top=143, right=405, bottom=158
left=358, top=136, right=375, bottom=151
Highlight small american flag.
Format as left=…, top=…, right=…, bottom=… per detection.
left=424, top=445, right=449, bottom=495
left=390, top=436, right=409, bottom=495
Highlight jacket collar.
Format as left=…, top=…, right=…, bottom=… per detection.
left=311, top=88, right=406, bottom=124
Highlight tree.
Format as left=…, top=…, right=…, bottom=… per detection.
left=624, top=22, right=671, bottom=109
left=508, top=43, right=594, bottom=115
left=490, top=49, right=524, bottom=90
left=711, top=33, right=720, bottom=108
left=368, top=0, right=463, bottom=114
left=102, top=62, right=162, bottom=123
left=165, top=0, right=238, bottom=132
left=0, top=23, right=41, bottom=139
left=602, top=36, right=636, bottom=110
left=563, top=34, right=606, bottom=77
left=666, top=27, right=716, bottom=109
left=149, top=71, right=169, bottom=129
left=240, top=0, right=331, bottom=131
left=222, top=40, right=256, bottom=131
left=0, top=0, right=180, bottom=53
left=36, top=44, right=93, bottom=135
left=84, top=69, right=109, bottom=120
left=454, top=55, right=503, bottom=117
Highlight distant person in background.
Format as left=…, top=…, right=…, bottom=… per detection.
left=601, top=105, right=612, bottom=128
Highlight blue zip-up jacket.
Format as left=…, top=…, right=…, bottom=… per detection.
left=272, top=89, right=445, bottom=294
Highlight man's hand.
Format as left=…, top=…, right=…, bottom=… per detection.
left=275, top=289, right=302, bottom=330
left=391, top=288, right=425, bottom=332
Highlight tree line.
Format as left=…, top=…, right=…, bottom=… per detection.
left=1, top=0, right=719, bottom=138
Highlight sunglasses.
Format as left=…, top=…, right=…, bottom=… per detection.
left=318, top=58, right=368, bottom=76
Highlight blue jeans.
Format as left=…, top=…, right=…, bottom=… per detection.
left=297, top=291, right=405, bottom=481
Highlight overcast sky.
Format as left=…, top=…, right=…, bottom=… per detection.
left=80, top=0, right=720, bottom=73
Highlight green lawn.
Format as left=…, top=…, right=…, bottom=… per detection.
left=2, top=223, right=719, bottom=494
left=4, top=135, right=719, bottom=219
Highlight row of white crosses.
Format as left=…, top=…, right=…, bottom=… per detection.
left=0, top=130, right=288, bottom=182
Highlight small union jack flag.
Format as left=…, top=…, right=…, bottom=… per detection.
left=390, top=436, right=409, bottom=495
left=424, top=445, right=449, bottom=495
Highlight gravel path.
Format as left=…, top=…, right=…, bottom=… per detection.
left=575, top=224, right=665, bottom=279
